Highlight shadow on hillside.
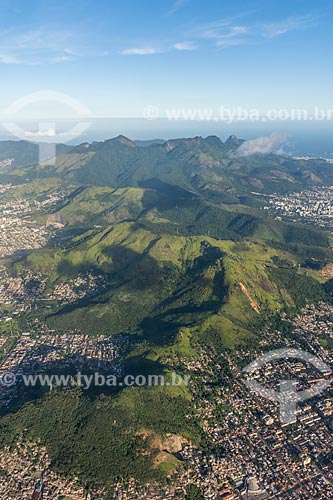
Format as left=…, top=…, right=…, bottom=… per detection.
left=48, top=242, right=229, bottom=346
left=45, top=240, right=228, bottom=348
left=140, top=178, right=198, bottom=212
left=48, top=244, right=172, bottom=331
left=0, top=341, right=166, bottom=418
left=55, top=241, right=162, bottom=287
left=101, top=241, right=163, bottom=289
left=140, top=245, right=228, bottom=346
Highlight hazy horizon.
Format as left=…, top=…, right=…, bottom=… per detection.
left=0, top=118, right=332, bottom=157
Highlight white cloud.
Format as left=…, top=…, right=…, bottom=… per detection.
left=195, top=21, right=250, bottom=48
left=174, top=41, right=197, bottom=51
left=166, top=0, right=189, bottom=16
left=0, top=12, right=317, bottom=65
left=216, top=38, right=248, bottom=48
left=52, top=55, right=73, bottom=63
left=215, top=27, right=249, bottom=47
left=24, top=127, right=86, bottom=139
left=216, top=27, right=249, bottom=49
left=121, top=47, right=160, bottom=55
left=198, top=20, right=235, bottom=40
left=0, top=27, right=83, bottom=65
left=14, top=29, right=75, bottom=52
left=25, top=128, right=57, bottom=138
left=192, top=14, right=316, bottom=50
left=261, top=15, right=316, bottom=38
left=235, top=133, right=289, bottom=157
left=0, top=53, right=21, bottom=64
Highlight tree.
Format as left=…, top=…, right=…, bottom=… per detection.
left=185, top=484, right=205, bottom=500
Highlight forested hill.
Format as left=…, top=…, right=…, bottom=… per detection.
left=2, top=135, right=333, bottom=204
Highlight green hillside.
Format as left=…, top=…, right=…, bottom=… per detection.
left=0, top=135, right=333, bottom=494
left=5, top=135, right=333, bottom=200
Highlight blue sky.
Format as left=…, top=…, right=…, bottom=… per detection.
left=0, top=0, right=332, bottom=118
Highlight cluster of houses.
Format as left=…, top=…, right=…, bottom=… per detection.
left=0, top=193, right=48, bottom=257
left=0, top=332, right=123, bottom=407
left=0, top=440, right=95, bottom=499
left=132, top=302, right=333, bottom=499
left=0, top=268, right=107, bottom=325
left=46, top=272, right=106, bottom=305
left=264, top=187, right=333, bottom=227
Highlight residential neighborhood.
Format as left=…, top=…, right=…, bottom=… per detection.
left=264, top=187, right=333, bottom=228
left=1, top=303, right=333, bottom=498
